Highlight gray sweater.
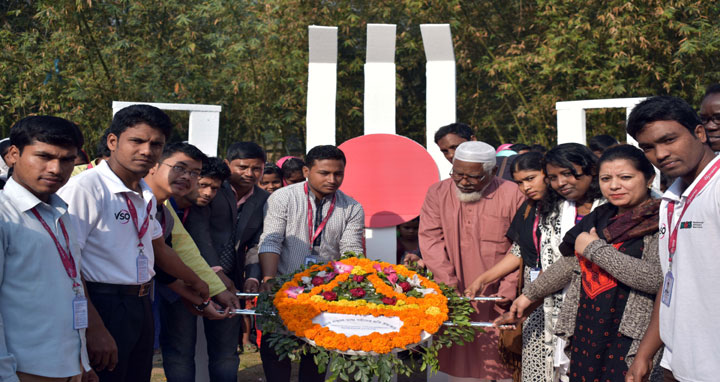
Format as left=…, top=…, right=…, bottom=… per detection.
left=524, top=232, right=663, bottom=367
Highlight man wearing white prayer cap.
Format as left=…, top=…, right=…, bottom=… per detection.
left=419, top=140, right=524, bottom=381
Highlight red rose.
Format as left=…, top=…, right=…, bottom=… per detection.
left=350, top=288, right=366, bottom=298
left=352, top=275, right=365, bottom=282
left=311, top=276, right=325, bottom=286
left=381, top=296, right=397, bottom=305
left=398, top=281, right=411, bottom=292
left=322, top=291, right=338, bottom=301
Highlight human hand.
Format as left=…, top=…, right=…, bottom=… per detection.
left=244, top=278, right=260, bottom=294
left=260, top=278, right=275, bottom=293
left=490, top=294, right=512, bottom=309
left=493, top=311, right=522, bottom=327
left=186, top=277, right=210, bottom=301
left=86, top=324, right=118, bottom=372
left=82, top=369, right=99, bottom=382
left=509, top=294, right=533, bottom=320
left=625, top=354, right=652, bottom=382
left=202, top=301, right=231, bottom=320
left=463, top=274, right=489, bottom=298
left=575, top=228, right=600, bottom=255
left=216, top=271, right=238, bottom=294
left=214, top=289, right=241, bottom=310
left=402, top=253, right=425, bottom=269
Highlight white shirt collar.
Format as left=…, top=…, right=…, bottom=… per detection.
left=95, top=160, right=154, bottom=196
left=3, top=176, right=67, bottom=214
left=662, top=154, right=720, bottom=203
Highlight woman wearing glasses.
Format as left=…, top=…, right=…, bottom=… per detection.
left=502, top=145, right=664, bottom=382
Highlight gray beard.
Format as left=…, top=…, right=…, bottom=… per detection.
left=455, top=188, right=484, bottom=203
left=454, top=181, right=491, bottom=203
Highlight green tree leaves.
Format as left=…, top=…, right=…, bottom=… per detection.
left=2, top=0, right=719, bottom=156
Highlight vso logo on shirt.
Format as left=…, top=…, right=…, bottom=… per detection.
left=115, top=209, right=131, bottom=224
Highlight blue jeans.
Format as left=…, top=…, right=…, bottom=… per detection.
left=158, top=289, right=241, bottom=382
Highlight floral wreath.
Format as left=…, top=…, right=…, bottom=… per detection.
left=275, top=256, right=448, bottom=354
left=257, top=253, right=478, bottom=382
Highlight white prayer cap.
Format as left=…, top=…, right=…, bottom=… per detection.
left=453, top=141, right=496, bottom=166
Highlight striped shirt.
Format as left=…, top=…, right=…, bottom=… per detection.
left=258, top=181, right=365, bottom=275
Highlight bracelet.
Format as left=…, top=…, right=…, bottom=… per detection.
left=194, top=299, right=211, bottom=312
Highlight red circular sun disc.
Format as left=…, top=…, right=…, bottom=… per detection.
left=338, top=134, right=439, bottom=228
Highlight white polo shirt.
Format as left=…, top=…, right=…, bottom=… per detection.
left=58, top=160, right=163, bottom=285
left=658, top=154, right=720, bottom=381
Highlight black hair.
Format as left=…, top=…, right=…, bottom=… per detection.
left=433, top=123, right=474, bottom=143
left=510, top=151, right=544, bottom=176
left=110, top=104, right=172, bottom=139
left=263, top=163, right=282, bottom=177
left=305, top=145, right=346, bottom=168
left=597, top=144, right=655, bottom=183
left=538, top=143, right=601, bottom=218
left=96, top=129, right=111, bottom=159
left=0, top=139, right=12, bottom=158
left=529, top=144, right=547, bottom=153
left=702, top=84, right=720, bottom=100
left=160, top=141, right=207, bottom=163
left=10, top=116, right=84, bottom=153
left=281, top=157, right=305, bottom=179
left=200, top=157, right=230, bottom=182
left=626, top=96, right=702, bottom=139
left=77, top=149, right=90, bottom=165
left=588, top=134, right=618, bottom=154
left=510, top=143, right=530, bottom=152
left=225, top=141, right=266, bottom=162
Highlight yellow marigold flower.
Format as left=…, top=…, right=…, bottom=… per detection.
left=351, top=266, right=365, bottom=275
left=425, top=306, right=441, bottom=315
left=310, top=295, right=324, bottom=303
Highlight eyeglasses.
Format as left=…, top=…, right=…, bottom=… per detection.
left=449, top=170, right=486, bottom=183
left=700, top=114, right=720, bottom=125
left=161, top=162, right=201, bottom=179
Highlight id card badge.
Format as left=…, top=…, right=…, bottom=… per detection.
left=661, top=271, right=674, bottom=307
left=529, top=268, right=542, bottom=282
left=72, top=295, right=88, bottom=330
left=137, top=252, right=149, bottom=282
left=304, top=251, right=319, bottom=266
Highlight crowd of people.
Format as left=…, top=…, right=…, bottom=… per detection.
left=0, top=87, right=719, bottom=382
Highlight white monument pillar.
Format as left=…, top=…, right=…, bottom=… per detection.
left=362, top=23, right=398, bottom=265
left=306, top=26, right=338, bottom=150
left=420, top=24, right=456, bottom=180
left=364, top=23, right=397, bottom=135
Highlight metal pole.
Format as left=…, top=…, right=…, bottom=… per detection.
left=236, top=292, right=503, bottom=302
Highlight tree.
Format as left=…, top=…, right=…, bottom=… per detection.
left=2, top=0, right=720, bottom=157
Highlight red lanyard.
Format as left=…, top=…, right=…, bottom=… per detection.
left=180, top=208, right=189, bottom=224
left=666, top=159, right=720, bottom=262
left=124, top=193, right=154, bottom=249
left=30, top=208, right=80, bottom=289
left=305, top=182, right=336, bottom=249
left=532, top=211, right=541, bottom=267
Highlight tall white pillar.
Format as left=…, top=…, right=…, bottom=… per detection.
left=364, top=23, right=397, bottom=135
left=306, top=26, right=338, bottom=150
left=421, top=24, right=456, bottom=180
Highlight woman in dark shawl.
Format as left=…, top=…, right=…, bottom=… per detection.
left=503, top=145, right=664, bottom=381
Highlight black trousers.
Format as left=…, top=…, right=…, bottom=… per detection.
left=87, top=288, right=154, bottom=382
left=259, top=334, right=325, bottom=382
